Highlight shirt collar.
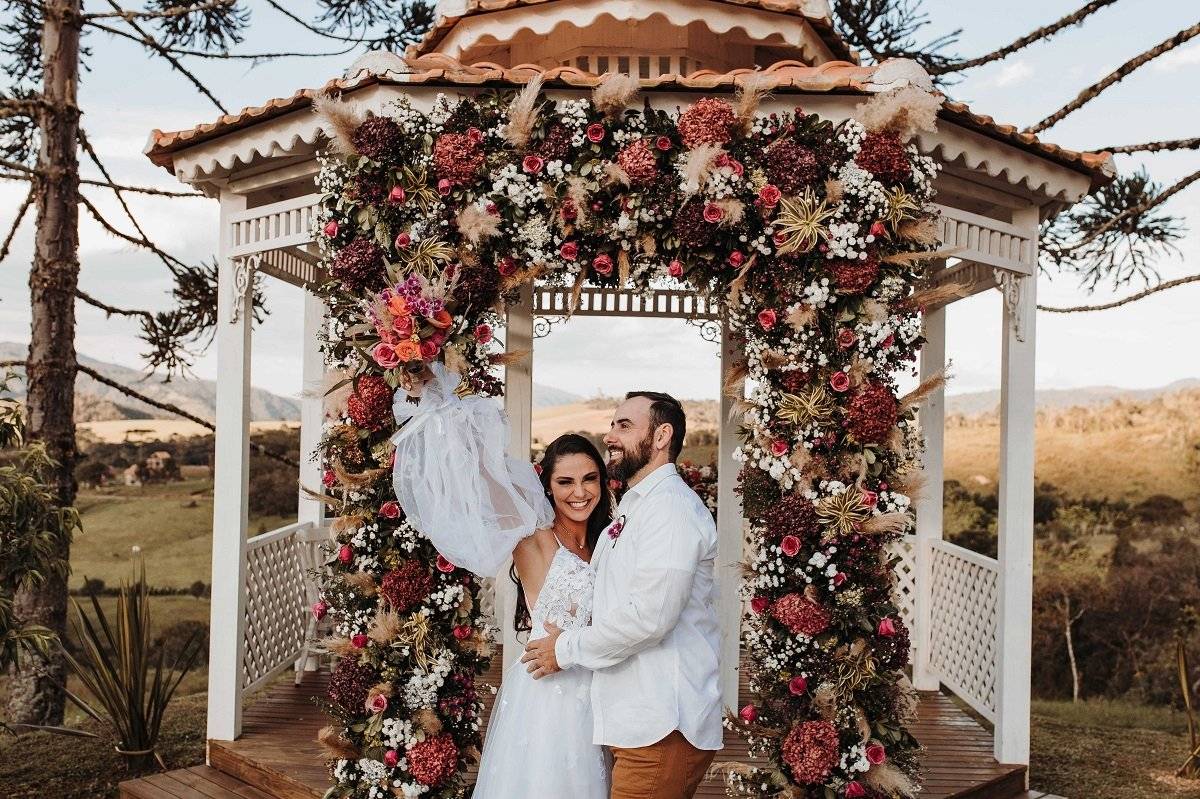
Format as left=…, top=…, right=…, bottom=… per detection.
left=622, top=462, right=679, bottom=504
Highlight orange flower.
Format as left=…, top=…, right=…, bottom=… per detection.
left=394, top=340, right=422, bottom=362
left=393, top=315, right=414, bottom=338
left=387, top=295, right=410, bottom=317
left=428, top=308, right=453, bottom=329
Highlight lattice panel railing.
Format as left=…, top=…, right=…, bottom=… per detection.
left=927, top=538, right=999, bottom=720
left=242, top=521, right=324, bottom=694
left=888, top=535, right=917, bottom=639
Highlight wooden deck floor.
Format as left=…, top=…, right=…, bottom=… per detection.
left=122, top=659, right=1029, bottom=799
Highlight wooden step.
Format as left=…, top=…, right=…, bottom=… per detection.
left=208, top=739, right=321, bottom=799
left=119, top=765, right=276, bottom=799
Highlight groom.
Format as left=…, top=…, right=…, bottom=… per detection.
left=522, top=391, right=723, bottom=798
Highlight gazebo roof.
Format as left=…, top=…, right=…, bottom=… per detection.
left=407, top=0, right=858, bottom=64
left=144, top=56, right=1114, bottom=194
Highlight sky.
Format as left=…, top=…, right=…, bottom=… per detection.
left=1, top=0, right=1197, bottom=403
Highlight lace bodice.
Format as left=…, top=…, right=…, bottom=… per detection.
left=529, top=546, right=595, bottom=639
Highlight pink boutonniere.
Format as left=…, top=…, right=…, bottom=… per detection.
left=608, top=515, right=626, bottom=545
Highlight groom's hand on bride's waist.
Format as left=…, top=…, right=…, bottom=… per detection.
left=520, top=622, right=563, bottom=679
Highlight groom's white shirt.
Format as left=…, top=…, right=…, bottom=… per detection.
left=554, top=462, right=723, bottom=751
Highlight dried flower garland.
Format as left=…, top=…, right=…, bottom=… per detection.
left=313, top=79, right=941, bottom=798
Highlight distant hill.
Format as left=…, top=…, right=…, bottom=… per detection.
left=946, top=379, right=1200, bottom=417
left=0, top=341, right=300, bottom=422
left=533, top=383, right=585, bottom=408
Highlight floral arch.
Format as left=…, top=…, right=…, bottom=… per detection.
left=312, top=76, right=947, bottom=799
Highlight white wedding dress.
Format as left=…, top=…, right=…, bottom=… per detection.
left=390, top=364, right=609, bottom=798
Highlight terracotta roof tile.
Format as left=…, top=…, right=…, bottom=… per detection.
left=144, top=58, right=1113, bottom=187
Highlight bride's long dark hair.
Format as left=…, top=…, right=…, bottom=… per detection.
left=512, top=433, right=613, bottom=634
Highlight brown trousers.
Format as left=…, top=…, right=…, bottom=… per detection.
left=609, top=731, right=716, bottom=799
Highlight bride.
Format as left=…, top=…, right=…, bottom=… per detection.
left=391, top=362, right=612, bottom=798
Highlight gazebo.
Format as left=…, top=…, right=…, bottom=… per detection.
left=124, top=2, right=1113, bottom=798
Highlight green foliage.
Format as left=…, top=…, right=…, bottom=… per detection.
left=53, top=558, right=203, bottom=769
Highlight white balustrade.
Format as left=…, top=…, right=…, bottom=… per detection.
left=888, top=535, right=917, bottom=638
left=228, top=193, right=323, bottom=260
left=932, top=203, right=1035, bottom=276
left=242, top=521, right=328, bottom=695
left=926, top=538, right=1000, bottom=721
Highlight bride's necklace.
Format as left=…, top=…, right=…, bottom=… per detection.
left=552, top=522, right=588, bottom=556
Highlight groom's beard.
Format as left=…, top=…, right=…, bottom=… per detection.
left=608, top=434, right=653, bottom=483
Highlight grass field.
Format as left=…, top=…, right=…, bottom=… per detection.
left=71, top=477, right=291, bottom=590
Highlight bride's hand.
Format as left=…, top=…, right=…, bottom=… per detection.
left=520, top=622, right=563, bottom=679
left=398, top=362, right=434, bottom=398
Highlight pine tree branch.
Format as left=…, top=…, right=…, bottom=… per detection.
left=1045, top=166, right=1200, bottom=258
left=76, top=363, right=300, bottom=468
left=1, top=188, right=34, bottom=262
left=262, top=0, right=372, bottom=44
left=1038, top=272, right=1200, bottom=312
left=89, top=4, right=229, bottom=114
left=1090, top=137, right=1200, bottom=155
left=0, top=157, right=36, bottom=175
left=82, top=17, right=353, bottom=60
left=74, top=288, right=155, bottom=322
left=1026, top=20, right=1200, bottom=134
left=83, top=0, right=235, bottom=22
left=77, top=193, right=189, bottom=276
left=80, top=178, right=204, bottom=197
left=932, top=0, right=1120, bottom=75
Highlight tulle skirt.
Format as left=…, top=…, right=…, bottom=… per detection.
left=472, top=652, right=610, bottom=798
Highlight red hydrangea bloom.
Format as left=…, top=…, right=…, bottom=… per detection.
left=771, top=592, right=832, bottom=637
left=828, top=253, right=881, bottom=295
left=326, top=656, right=377, bottom=715
left=617, top=138, right=659, bottom=185
left=433, top=132, right=485, bottom=186
left=845, top=381, right=898, bottom=445
left=761, top=493, right=819, bottom=540
left=677, top=97, right=735, bottom=149
left=406, top=733, right=458, bottom=786
left=350, top=115, right=402, bottom=163
left=781, top=720, right=840, bottom=784
left=765, top=140, right=821, bottom=194
left=854, top=130, right=912, bottom=184
left=331, top=237, right=386, bottom=293
left=346, top=374, right=393, bottom=431
left=379, top=559, right=433, bottom=613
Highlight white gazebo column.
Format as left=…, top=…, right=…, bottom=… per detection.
left=499, top=283, right=534, bottom=671
left=295, top=290, right=328, bottom=676
left=994, top=206, right=1038, bottom=766
left=912, top=277, right=946, bottom=692
left=716, top=326, right=745, bottom=711
left=207, top=192, right=252, bottom=742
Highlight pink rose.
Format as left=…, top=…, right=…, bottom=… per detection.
left=366, top=693, right=388, bottom=714
left=829, top=371, right=851, bottom=392
left=419, top=338, right=440, bottom=361
left=877, top=617, right=897, bottom=637
left=387, top=185, right=406, bottom=204
left=788, top=674, right=808, bottom=695
left=586, top=123, right=606, bottom=143
left=860, top=490, right=878, bottom=508
left=727, top=250, right=745, bottom=268
left=322, top=469, right=336, bottom=488
left=608, top=478, right=623, bottom=491
left=770, top=439, right=789, bottom=457
left=759, top=184, right=781, bottom=207
left=384, top=749, right=400, bottom=768
left=560, top=199, right=578, bottom=221
left=437, top=178, right=452, bottom=196
left=780, top=535, right=801, bottom=557
left=655, top=135, right=673, bottom=151
left=371, top=342, right=401, bottom=369
left=466, top=126, right=484, bottom=144
left=881, top=333, right=896, bottom=349
left=833, top=571, right=848, bottom=587
left=522, top=154, right=545, bottom=174
left=758, top=308, right=777, bottom=331
left=436, top=554, right=456, bottom=573
left=485, top=201, right=498, bottom=215
left=592, top=254, right=614, bottom=276
left=452, top=624, right=472, bottom=640
left=498, top=256, right=517, bottom=277
left=668, top=259, right=684, bottom=278
left=837, top=328, right=857, bottom=349
left=751, top=596, right=771, bottom=614
left=474, top=323, right=493, bottom=344
left=727, top=158, right=744, bottom=176
left=702, top=202, right=724, bottom=224
left=338, top=544, right=353, bottom=564
left=323, top=219, right=339, bottom=238
left=379, top=500, right=401, bottom=519
left=394, top=231, right=411, bottom=249
left=869, top=220, right=887, bottom=238
left=351, top=633, right=368, bottom=649
left=866, top=742, right=887, bottom=765
left=311, top=601, right=328, bottom=620
left=739, top=704, right=758, bottom=723
left=772, top=231, right=789, bottom=247
left=559, top=241, right=579, bottom=261
left=845, top=782, right=867, bottom=798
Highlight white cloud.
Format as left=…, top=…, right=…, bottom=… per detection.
left=1152, top=41, right=1200, bottom=72
left=991, top=59, right=1034, bottom=88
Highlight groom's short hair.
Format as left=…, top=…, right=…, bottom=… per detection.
left=626, top=391, right=686, bottom=462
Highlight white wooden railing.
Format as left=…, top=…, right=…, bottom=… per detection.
left=889, top=535, right=917, bottom=637
left=242, top=521, right=328, bottom=695
left=932, top=203, right=1035, bottom=276
left=926, top=538, right=1000, bottom=721
left=228, top=193, right=322, bottom=259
